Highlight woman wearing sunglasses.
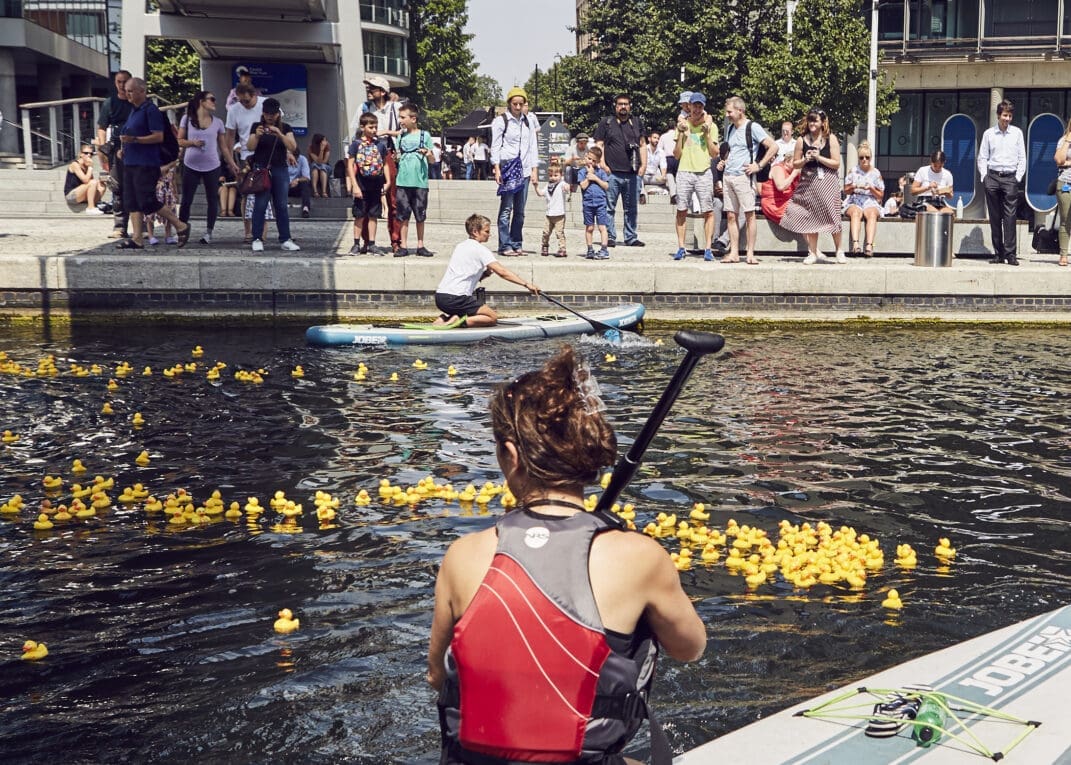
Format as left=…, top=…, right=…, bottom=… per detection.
left=64, top=145, right=107, bottom=213
left=178, top=91, right=237, bottom=244
left=843, top=141, right=885, bottom=258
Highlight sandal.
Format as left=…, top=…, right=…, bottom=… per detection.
left=115, top=239, right=144, bottom=250
left=243, top=235, right=253, bottom=245
left=850, top=239, right=860, bottom=255
left=1060, top=254, right=1069, bottom=267
left=176, top=224, right=191, bottom=248
left=864, top=242, right=874, bottom=258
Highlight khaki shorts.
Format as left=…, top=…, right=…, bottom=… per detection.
left=723, top=173, right=756, bottom=215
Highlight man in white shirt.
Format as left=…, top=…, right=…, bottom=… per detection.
left=775, top=121, right=796, bottom=163
left=490, top=86, right=540, bottom=255
left=977, top=99, right=1026, bottom=265
left=225, top=84, right=263, bottom=164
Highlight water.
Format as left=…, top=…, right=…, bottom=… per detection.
left=1, top=323, right=1069, bottom=762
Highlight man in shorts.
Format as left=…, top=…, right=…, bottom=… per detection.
left=433, top=214, right=540, bottom=328
left=720, top=96, right=777, bottom=264
left=671, top=93, right=720, bottom=261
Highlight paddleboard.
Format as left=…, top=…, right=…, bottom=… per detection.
left=677, top=604, right=1071, bottom=763
left=305, top=303, right=646, bottom=346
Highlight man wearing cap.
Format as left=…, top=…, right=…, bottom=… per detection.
left=671, top=92, right=720, bottom=261
left=594, top=94, right=646, bottom=247
left=562, top=132, right=590, bottom=192
left=348, top=75, right=403, bottom=252
left=490, top=86, right=540, bottom=255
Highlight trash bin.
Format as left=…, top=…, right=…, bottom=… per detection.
left=914, top=212, right=954, bottom=267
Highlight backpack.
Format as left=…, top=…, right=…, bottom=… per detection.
left=728, top=121, right=770, bottom=182
left=159, top=125, right=180, bottom=165
left=354, top=140, right=384, bottom=178
left=1032, top=224, right=1059, bottom=254
left=398, top=130, right=430, bottom=158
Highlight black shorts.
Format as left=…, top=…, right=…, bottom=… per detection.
left=394, top=186, right=428, bottom=223
left=353, top=175, right=385, bottom=219
left=435, top=292, right=483, bottom=318
left=123, top=164, right=162, bottom=214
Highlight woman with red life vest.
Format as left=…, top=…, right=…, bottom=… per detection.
left=428, top=347, right=706, bottom=765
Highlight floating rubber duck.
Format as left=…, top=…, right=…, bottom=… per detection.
left=745, top=570, right=766, bottom=589
left=291, top=365, right=305, bottom=378
left=225, top=502, right=243, bottom=520
left=2, top=430, right=19, bottom=444
left=71, top=459, right=87, bottom=474
left=21, top=640, right=48, bottom=661
left=604, top=353, right=617, bottom=363
left=42, top=475, right=63, bottom=490
left=143, top=497, right=162, bottom=512
left=689, top=503, right=710, bottom=522
left=191, top=345, right=204, bottom=358
left=53, top=505, right=72, bottom=521
left=33, top=513, right=54, bottom=530
left=412, top=359, right=428, bottom=370
left=447, top=365, right=458, bottom=377
left=670, top=548, right=693, bottom=571
left=935, top=538, right=956, bottom=560
left=117, top=487, right=139, bottom=505
left=142, top=366, right=152, bottom=376
left=389, top=372, right=399, bottom=382
left=135, top=450, right=150, bottom=467
left=274, top=608, right=300, bottom=634
left=245, top=497, right=264, bottom=515
left=700, top=543, right=720, bottom=563
left=206, top=367, right=220, bottom=382
left=881, top=588, right=903, bottom=610
left=131, top=412, right=145, bottom=427
left=895, top=543, right=918, bottom=569
left=600, top=472, right=612, bottom=489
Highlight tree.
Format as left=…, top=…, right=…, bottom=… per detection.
left=464, top=74, right=503, bottom=111
left=408, top=0, right=478, bottom=132
left=145, top=39, right=201, bottom=107
left=522, top=63, right=564, bottom=112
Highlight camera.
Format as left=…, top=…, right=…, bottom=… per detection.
left=628, top=143, right=641, bottom=173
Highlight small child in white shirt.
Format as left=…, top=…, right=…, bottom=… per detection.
left=535, top=159, right=569, bottom=257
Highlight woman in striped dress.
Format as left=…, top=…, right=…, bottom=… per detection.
left=780, top=108, right=844, bottom=264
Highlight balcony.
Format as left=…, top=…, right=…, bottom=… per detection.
left=359, top=0, right=408, bottom=31
left=364, top=53, right=409, bottom=78
left=2, top=0, right=108, bottom=55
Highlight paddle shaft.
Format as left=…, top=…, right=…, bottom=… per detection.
left=541, top=293, right=621, bottom=335
left=595, top=331, right=725, bottom=515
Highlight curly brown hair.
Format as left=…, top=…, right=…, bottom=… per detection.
left=489, top=346, right=617, bottom=491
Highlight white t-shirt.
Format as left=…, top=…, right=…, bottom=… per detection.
left=473, top=142, right=489, bottom=161
left=539, top=180, right=567, bottom=216
left=225, top=98, right=264, bottom=160
left=914, top=164, right=953, bottom=197
left=437, top=239, right=497, bottom=296
left=776, top=137, right=796, bottom=162
left=657, top=130, right=677, bottom=159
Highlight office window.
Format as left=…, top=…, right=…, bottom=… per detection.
left=880, top=92, right=923, bottom=156
left=984, top=0, right=1058, bottom=37
left=925, top=92, right=956, bottom=153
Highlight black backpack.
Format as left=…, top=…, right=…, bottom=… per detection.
left=728, top=121, right=770, bottom=183
left=159, top=125, right=180, bottom=164
left=1032, top=224, right=1059, bottom=254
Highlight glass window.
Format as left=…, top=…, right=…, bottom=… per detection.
left=1029, top=90, right=1065, bottom=121
left=1004, top=89, right=1028, bottom=132
left=984, top=0, right=1058, bottom=38
left=958, top=91, right=990, bottom=127
left=925, top=92, right=956, bottom=153
left=880, top=92, right=923, bottom=156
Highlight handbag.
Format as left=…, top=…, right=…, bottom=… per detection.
left=239, top=166, right=271, bottom=196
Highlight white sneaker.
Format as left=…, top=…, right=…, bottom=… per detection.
left=280, top=239, right=301, bottom=252
left=835, top=250, right=847, bottom=264
left=815, top=250, right=829, bottom=262
left=200, top=231, right=212, bottom=244
left=85, top=207, right=104, bottom=215
left=802, top=252, right=818, bottom=265
left=251, top=239, right=264, bottom=252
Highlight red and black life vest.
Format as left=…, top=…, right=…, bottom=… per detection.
left=437, top=508, right=661, bottom=764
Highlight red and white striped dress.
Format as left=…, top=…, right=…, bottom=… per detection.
left=780, top=139, right=842, bottom=235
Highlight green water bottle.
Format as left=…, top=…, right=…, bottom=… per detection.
left=911, top=696, right=946, bottom=747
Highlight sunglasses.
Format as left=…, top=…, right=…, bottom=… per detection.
left=859, top=155, right=871, bottom=160
left=82, top=151, right=95, bottom=156
left=204, top=96, right=216, bottom=101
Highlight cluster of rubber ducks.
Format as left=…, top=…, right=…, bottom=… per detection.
left=373, top=477, right=516, bottom=510
left=0, top=351, right=61, bottom=377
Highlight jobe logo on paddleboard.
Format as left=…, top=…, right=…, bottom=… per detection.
left=957, top=625, right=1071, bottom=697
left=524, top=527, right=550, bottom=549
left=351, top=336, right=388, bottom=345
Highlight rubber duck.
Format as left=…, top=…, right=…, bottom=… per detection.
left=725, top=548, right=744, bottom=570
left=881, top=589, right=903, bottom=610
left=389, top=372, right=399, bottom=382
left=671, top=549, right=693, bottom=571
left=118, top=487, right=139, bottom=504
left=131, top=412, right=145, bottom=427
left=2, top=430, right=19, bottom=444
left=316, top=505, right=336, bottom=522
left=412, top=359, right=428, bottom=370
left=617, top=503, right=635, bottom=522
left=745, top=570, right=766, bottom=589
left=245, top=497, right=264, bottom=515
left=21, top=640, right=48, bottom=661
left=90, top=364, right=103, bottom=375
left=191, top=345, right=204, bottom=358
left=144, top=497, right=162, bottom=512
left=353, top=369, right=367, bottom=381
left=279, top=501, right=303, bottom=519
left=53, top=505, right=72, bottom=521
left=92, top=475, right=114, bottom=490
left=42, top=475, right=63, bottom=490
left=447, top=365, right=458, bottom=376
left=700, top=543, right=720, bottom=563
left=689, top=503, right=710, bottom=522
left=142, top=366, right=152, bottom=376
left=291, top=365, right=305, bottom=378
left=206, top=367, right=220, bottom=382
left=643, top=522, right=662, bottom=538
left=74, top=501, right=95, bottom=519
left=135, top=450, right=150, bottom=467
left=604, top=353, right=617, bottom=363
left=33, top=513, right=54, bottom=530
left=657, top=512, right=677, bottom=531
left=274, top=608, right=300, bottom=634
left=935, top=538, right=956, bottom=560
left=90, top=492, right=111, bottom=510
left=225, top=502, right=243, bottom=520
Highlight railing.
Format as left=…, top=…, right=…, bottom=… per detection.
left=18, top=96, right=103, bottom=169
left=364, top=54, right=410, bottom=79
left=359, top=1, right=409, bottom=30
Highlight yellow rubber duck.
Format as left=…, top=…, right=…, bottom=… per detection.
left=33, top=513, right=54, bottom=530
left=206, top=367, right=220, bottom=382
left=245, top=497, right=264, bottom=514
left=144, top=497, right=162, bottom=512
left=447, top=365, right=458, bottom=376
left=71, top=459, right=87, bottom=474
left=671, top=549, right=693, bottom=571
left=53, top=505, right=72, bottom=521
left=604, top=353, right=617, bottom=363
left=354, top=489, right=371, bottom=506
left=142, top=366, right=152, bottom=376
left=689, top=503, right=710, bottom=522
left=745, top=570, right=766, bottom=589
left=118, top=488, right=139, bottom=504
left=881, top=588, right=904, bottom=609
left=225, top=502, right=243, bottom=520
left=21, top=640, right=48, bottom=661
left=412, top=359, right=428, bottom=370
left=274, top=608, right=300, bottom=633
left=389, top=372, right=399, bottom=381
left=935, top=537, right=956, bottom=560
left=2, top=430, right=20, bottom=444
left=131, top=412, right=145, bottom=427
left=191, top=345, right=204, bottom=358
left=135, top=450, right=150, bottom=467
left=42, top=475, right=63, bottom=490
left=700, top=543, right=720, bottom=563
left=291, top=365, right=305, bottom=378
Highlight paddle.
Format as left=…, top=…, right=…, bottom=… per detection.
left=541, top=293, right=625, bottom=340
left=594, top=330, right=725, bottom=521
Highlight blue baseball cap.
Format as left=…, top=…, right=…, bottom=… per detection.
left=690, top=92, right=706, bottom=105
left=678, top=91, right=693, bottom=104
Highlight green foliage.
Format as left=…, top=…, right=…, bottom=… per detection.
left=523, top=63, right=564, bottom=112
left=464, top=74, right=503, bottom=110
left=145, top=39, right=201, bottom=107
left=409, top=0, right=478, bottom=132
left=558, top=0, right=897, bottom=138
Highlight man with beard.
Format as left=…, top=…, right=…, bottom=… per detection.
left=594, top=94, right=646, bottom=247
left=95, top=70, right=133, bottom=238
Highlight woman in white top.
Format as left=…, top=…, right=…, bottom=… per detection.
left=842, top=141, right=885, bottom=257
left=911, top=150, right=954, bottom=214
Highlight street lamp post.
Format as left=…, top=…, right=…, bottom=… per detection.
left=786, top=0, right=798, bottom=51
left=867, top=0, right=879, bottom=146
left=554, top=53, right=563, bottom=113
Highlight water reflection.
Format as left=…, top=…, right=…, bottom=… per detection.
left=0, top=324, right=1069, bottom=761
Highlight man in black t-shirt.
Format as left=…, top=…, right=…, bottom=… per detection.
left=95, top=70, right=134, bottom=238
left=593, top=94, right=647, bottom=247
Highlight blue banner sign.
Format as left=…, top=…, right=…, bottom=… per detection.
left=233, top=63, right=309, bottom=136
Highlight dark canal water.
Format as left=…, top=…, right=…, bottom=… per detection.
left=1, top=323, right=1069, bottom=763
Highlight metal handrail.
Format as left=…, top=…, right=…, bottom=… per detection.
left=18, top=96, right=106, bottom=110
